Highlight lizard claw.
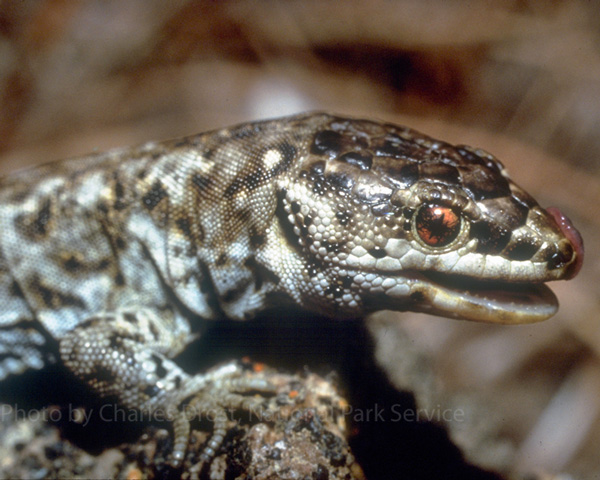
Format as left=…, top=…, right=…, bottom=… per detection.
left=169, top=361, right=276, bottom=468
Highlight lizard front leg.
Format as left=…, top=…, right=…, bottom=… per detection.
left=58, top=307, right=273, bottom=467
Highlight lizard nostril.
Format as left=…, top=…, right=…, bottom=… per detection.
left=546, top=207, right=584, bottom=279
left=548, top=243, right=574, bottom=270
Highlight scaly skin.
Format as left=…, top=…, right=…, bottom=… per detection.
left=0, top=112, right=582, bottom=466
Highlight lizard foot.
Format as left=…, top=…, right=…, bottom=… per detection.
left=169, top=361, right=276, bottom=468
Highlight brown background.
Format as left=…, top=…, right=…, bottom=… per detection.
left=0, top=1, right=598, bottom=478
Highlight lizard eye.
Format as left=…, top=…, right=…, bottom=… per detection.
left=414, top=204, right=462, bottom=247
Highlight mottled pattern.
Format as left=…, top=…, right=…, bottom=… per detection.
left=0, top=113, right=581, bottom=468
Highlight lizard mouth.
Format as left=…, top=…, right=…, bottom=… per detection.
left=407, top=272, right=558, bottom=324
left=406, top=206, right=583, bottom=324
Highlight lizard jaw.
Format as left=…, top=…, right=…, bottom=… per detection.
left=409, top=272, right=559, bottom=324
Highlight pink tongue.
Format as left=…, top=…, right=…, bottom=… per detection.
left=546, top=207, right=584, bottom=279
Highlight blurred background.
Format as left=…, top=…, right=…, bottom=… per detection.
left=0, top=1, right=598, bottom=478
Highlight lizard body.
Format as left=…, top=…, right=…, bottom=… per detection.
left=0, top=112, right=583, bottom=466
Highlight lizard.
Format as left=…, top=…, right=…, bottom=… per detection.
left=0, top=112, right=583, bottom=468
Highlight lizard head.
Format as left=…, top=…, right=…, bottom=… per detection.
left=279, top=114, right=583, bottom=323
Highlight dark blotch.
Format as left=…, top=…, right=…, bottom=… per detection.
left=277, top=142, right=297, bottom=170
left=108, top=332, right=121, bottom=349
left=548, top=244, right=574, bottom=270
left=197, top=260, right=225, bottom=316
left=151, top=354, right=168, bottom=378
left=115, top=237, right=126, bottom=250
left=312, top=179, right=326, bottom=196
left=471, top=221, right=511, bottom=254
left=97, top=259, right=111, bottom=271
left=97, top=201, right=109, bottom=215
left=177, top=395, right=195, bottom=412
left=461, top=166, right=510, bottom=201
left=224, top=178, right=243, bottom=197
left=311, top=130, right=343, bottom=157
left=9, top=280, right=24, bottom=298
left=291, top=201, right=301, bottom=214
left=224, top=169, right=264, bottom=197
left=63, top=255, right=83, bottom=272
left=113, top=178, right=127, bottom=210
left=307, top=262, right=319, bottom=278
left=144, top=385, right=161, bottom=398
left=410, top=291, right=425, bottom=303
left=191, top=173, right=212, bottom=192
left=142, top=181, right=168, bottom=211
left=304, top=232, right=314, bottom=245
left=386, top=163, right=419, bottom=189
left=237, top=208, right=252, bottom=226
left=175, top=217, right=193, bottom=239
left=419, top=163, right=460, bottom=185
left=314, top=464, right=329, bottom=480
left=327, top=172, right=355, bottom=191
left=250, top=233, right=265, bottom=248
left=310, top=161, right=326, bottom=176
left=505, top=242, right=539, bottom=261
left=373, top=138, right=419, bottom=159
left=338, top=152, right=373, bottom=171
left=325, top=241, right=341, bottom=254
left=222, top=278, right=252, bottom=303
left=368, top=247, right=386, bottom=259
left=276, top=189, right=303, bottom=253
left=244, top=169, right=263, bottom=190
left=456, top=146, right=500, bottom=172
left=86, top=366, right=114, bottom=384
left=326, top=284, right=344, bottom=298
left=244, top=256, right=280, bottom=290
left=335, top=211, right=351, bottom=226
left=267, top=448, right=282, bottom=461
left=34, top=198, right=52, bottom=236
left=30, top=276, right=85, bottom=309
left=149, top=321, right=159, bottom=340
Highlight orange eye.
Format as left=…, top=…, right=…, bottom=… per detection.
left=415, top=205, right=461, bottom=247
